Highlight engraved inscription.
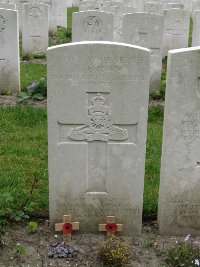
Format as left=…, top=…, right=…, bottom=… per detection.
left=171, top=199, right=200, bottom=224
left=0, top=15, right=6, bottom=32
left=68, top=94, right=128, bottom=142
left=182, top=111, right=200, bottom=142
left=83, top=16, right=103, bottom=34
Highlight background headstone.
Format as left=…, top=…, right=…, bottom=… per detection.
left=0, top=8, right=20, bottom=93
left=192, top=10, right=200, bottom=46
left=159, top=47, right=200, bottom=236
left=22, top=3, right=49, bottom=54
left=122, top=13, right=164, bottom=92
left=72, top=11, right=114, bottom=42
left=163, top=8, right=190, bottom=58
left=57, top=0, right=67, bottom=28
left=48, top=42, right=150, bottom=235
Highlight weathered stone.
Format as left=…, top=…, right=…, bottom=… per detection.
left=144, top=2, right=163, bottom=15
left=72, top=11, right=114, bottom=42
left=163, top=8, right=190, bottom=58
left=158, top=47, right=200, bottom=236
left=122, top=13, right=164, bottom=92
left=57, top=0, right=67, bottom=28
left=48, top=42, right=150, bottom=235
left=22, top=3, right=49, bottom=54
left=192, top=10, right=200, bottom=46
left=0, top=8, right=20, bottom=93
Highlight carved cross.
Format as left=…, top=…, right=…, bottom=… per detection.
left=58, top=92, right=137, bottom=193
left=99, top=216, right=123, bottom=237
left=55, top=215, right=79, bottom=243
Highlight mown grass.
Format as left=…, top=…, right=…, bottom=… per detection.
left=20, top=64, right=47, bottom=91
left=0, top=105, right=163, bottom=218
left=1, top=6, right=163, bottom=219
left=144, top=106, right=164, bottom=218
left=0, top=107, right=48, bottom=215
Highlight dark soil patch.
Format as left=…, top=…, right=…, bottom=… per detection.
left=1, top=221, right=199, bottom=267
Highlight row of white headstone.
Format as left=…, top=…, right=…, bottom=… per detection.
left=0, top=0, right=70, bottom=93
left=79, top=0, right=200, bottom=14
left=0, top=0, right=68, bottom=35
left=47, top=0, right=200, bottom=237
left=47, top=41, right=200, bottom=236
left=71, top=7, right=192, bottom=93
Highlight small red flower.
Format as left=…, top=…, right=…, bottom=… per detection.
left=106, top=223, right=117, bottom=233
left=63, top=223, right=73, bottom=234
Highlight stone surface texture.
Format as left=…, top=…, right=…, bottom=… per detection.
left=192, top=10, right=200, bottom=46
left=0, top=8, right=20, bottom=93
left=158, top=47, right=200, bottom=236
left=122, top=13, right=164, bottom=92
left=0, top=2, right=16, bottom=9
left=57, top=0, right=67, bottom=28
left=22, top=3, right=49, bottom=54
left=48, top=41, right=150, bottom=235
left=72, top=11, right=114, bottom=42
left=163, top=8, right=190, bottom=57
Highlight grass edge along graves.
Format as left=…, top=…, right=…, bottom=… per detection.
left=0, top=105, right=163, bottom=222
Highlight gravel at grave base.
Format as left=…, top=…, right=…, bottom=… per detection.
left=0, top=94, right=164, bottom=109
left=0, top=94, right=47, bottom=108
left=0, top=221, right=200, bottom=267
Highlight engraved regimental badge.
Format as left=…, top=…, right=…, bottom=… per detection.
left=68, top=94, right=128, bottom=142
left=83, top=16, right=103, bottom=34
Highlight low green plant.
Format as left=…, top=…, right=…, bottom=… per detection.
left=0, top=218, right=7, bottom=246
left=0, top=89, right=12, bottom=96
left=17, top=77, right=47, bottom=103
left=22, top=53, right=33, bottom=61
left=0, top=177, right=39, bottom=223
left=33, top=53, right=46, bottom=59
left=166, top=242, right=200, bottom=267
left=142, top=238, right=155, bottom=248
left=27, top=221, right=38, bottom=233
left=99, top=236, right=131, bottom=267
left=14, top=244, right=27, bottom=256
left=10, top=210, right=29, bottom=222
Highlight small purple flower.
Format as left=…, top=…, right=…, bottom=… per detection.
left=27, top=82, right=37, bottom=91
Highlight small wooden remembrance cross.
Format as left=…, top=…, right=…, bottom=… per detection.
left=99, top=216, right=123, bottom=237
left=55, top=215, right=79, bottom=242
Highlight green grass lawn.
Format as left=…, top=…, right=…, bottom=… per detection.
left=1, top=6, right=164, bottom=221
left=0, top=105, right=163, bottom=219
left=21, top=64, right=47, bottom=91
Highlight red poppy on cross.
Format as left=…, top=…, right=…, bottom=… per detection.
left=99, top=216, right=123, bottom=237
left=55, top=215, right=79, bottom=242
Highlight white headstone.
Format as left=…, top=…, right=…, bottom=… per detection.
left=72, top=11, right=114, bottom=42
left=192, top=10, right=200, bottom=46
left=122, top=13, right=164, bottom=92
left=48, top=41, right=150, bottom=235
left=158, top=47, right=200, bottom=236
left=0, top=8, right=20, bottom=93
left=39, top=0, right=57, bottom=35
left=22, top=4, right=49, bottom=54
left=163, top=8, right=190, bottom=58
left=57, top=0, right=67, bottom=28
